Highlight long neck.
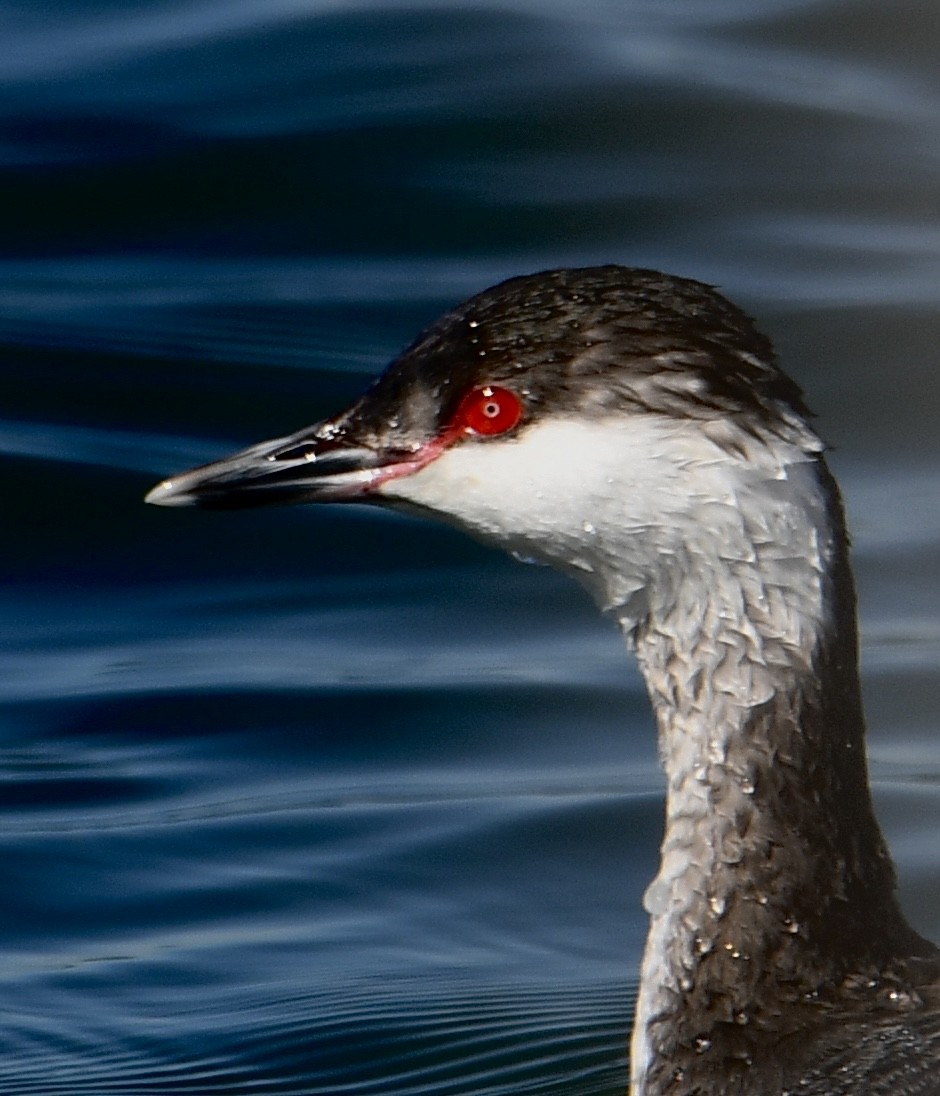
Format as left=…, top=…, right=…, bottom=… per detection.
left=617, top=459, right=925, bottom=1094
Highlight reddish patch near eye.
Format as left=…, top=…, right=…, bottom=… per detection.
left=452, top=386, right=522, bottom=437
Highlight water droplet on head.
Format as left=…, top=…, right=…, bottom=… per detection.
left=880, top=986, right=920, bottom=1010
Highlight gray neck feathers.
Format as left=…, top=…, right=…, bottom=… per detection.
left=604, top=448, right=924, bottom=1093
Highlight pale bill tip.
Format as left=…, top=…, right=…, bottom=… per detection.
left=144, top=478, right=196, bottom=507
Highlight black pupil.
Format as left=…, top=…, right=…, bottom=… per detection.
left=483, top=400, right=499, bottom=417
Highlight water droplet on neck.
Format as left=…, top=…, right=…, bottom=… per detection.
left=510, top=551, right=546, bottom=568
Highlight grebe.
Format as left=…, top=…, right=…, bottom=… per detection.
left=146, top=266, right=940, bottom=1094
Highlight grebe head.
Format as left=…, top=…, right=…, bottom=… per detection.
left=145, top=265, right=826, bottom=624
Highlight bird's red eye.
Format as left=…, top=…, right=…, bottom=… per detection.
left=452, top=386, right=523, bottom=437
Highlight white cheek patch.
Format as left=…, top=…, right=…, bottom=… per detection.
left=375, top=416, right=662, bottom=598
left=374, top=413, right=826, bottom=619
left=375, top=415, right=722, bottom=534
left=377, top=417, right=622, bottom=533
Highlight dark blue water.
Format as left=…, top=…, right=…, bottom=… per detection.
left=3, top=2, right=939, bottom=1092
